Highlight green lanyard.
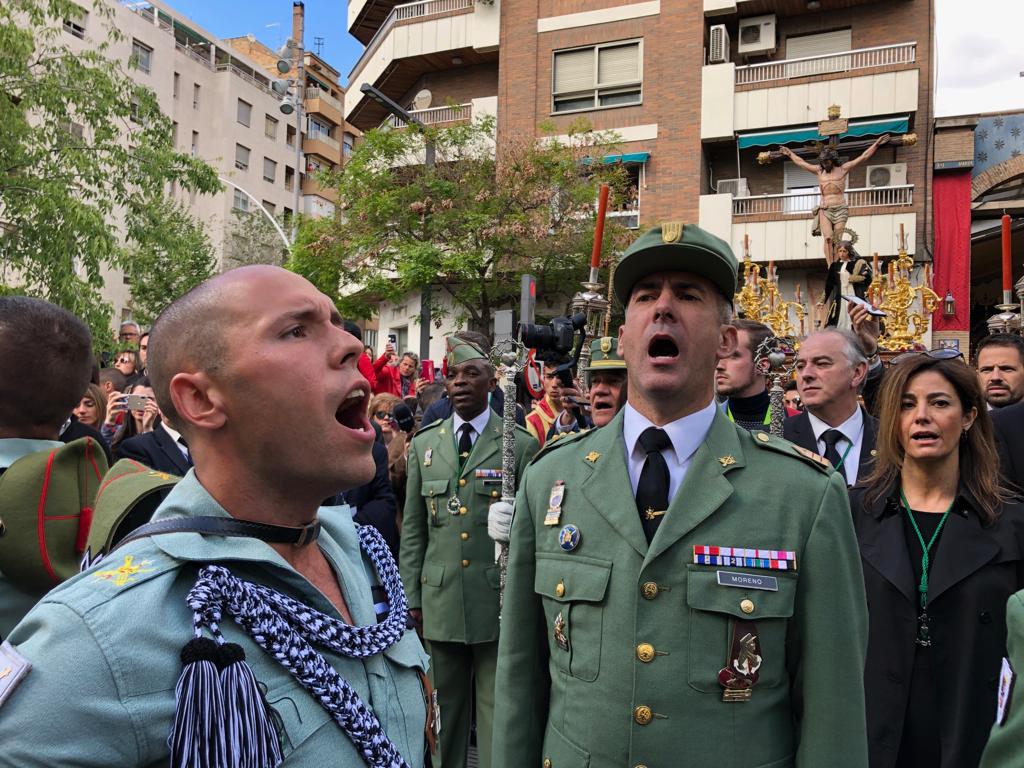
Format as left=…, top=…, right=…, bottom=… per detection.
left=832, top=441, right=854, bottom=473
left=726, top=403, right=771, bottom=426
left=900, top=490, right=955, bottom=610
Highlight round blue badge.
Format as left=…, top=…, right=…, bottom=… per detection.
left=558, top=524, right=581, bottom=552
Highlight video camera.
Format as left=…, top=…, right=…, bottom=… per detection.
left=518, top=312, right=587, bottom=388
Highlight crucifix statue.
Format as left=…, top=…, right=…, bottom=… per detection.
left=758, top=106, right=914, bottom=266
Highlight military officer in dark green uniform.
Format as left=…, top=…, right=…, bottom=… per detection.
left=401, top=337, right=538, bottom=768
left=492, top=224, right=869, bottom=768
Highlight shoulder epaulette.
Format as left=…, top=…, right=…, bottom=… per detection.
left=528, top=428, right=592, bottom=466
left=749, top=430, right=832, bottom=473
left=413, top=419, right=444, bottom=437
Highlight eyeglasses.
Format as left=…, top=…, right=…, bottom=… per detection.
left=373, top=411, right=394, bottom=420
left=891, top=348, right=964, bottom=365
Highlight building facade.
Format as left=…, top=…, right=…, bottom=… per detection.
left=64, top=0, right=345, bottom=328
left=345, top=0, right=935, bottom=349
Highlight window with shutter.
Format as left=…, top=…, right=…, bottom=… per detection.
left=263, top=157, right=277, bottom=183
left=237, top=99, right=252, bottom=127
left=785, top=29, right=852, bottom=78
left=235, top=144, right=250, bottom=172
left=553, top=40, right=642, bottom=114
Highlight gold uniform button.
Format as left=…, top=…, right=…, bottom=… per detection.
left=740, top=598, right=755, bottom=614
left=756, top=432, right=770, bottom=442
left=460, top=532, right=469, bottom=541
left=459, top=506, right=468, bottom=515
left=635, top=764, right=649, bottom=768
left=421, top=576, right=427, bottom=583
left=636, top=643, right=655, bottom=663
left=459, top=478, right=467, bottom=487
left=641, top=582, right=659, bottom=600
left=555, top=580, right=565, bottom=598
left=543, top=760, right=552, bottom=768
left=491, top=491, right=499, bottom=498
left=634, top=705, right=653, bottom=725
left=462, top=559, right=470, bottom=567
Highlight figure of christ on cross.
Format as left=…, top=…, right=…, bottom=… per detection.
left=779, top=134, right=890, bottom=265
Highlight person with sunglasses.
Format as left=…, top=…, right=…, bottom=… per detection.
left=852, top=350, right=1024, bottom=768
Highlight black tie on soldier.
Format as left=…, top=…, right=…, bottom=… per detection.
left=636, top=427, right=671, bottom=543
left=821, top=428, right=847, bottom=484
left=458, top=423, right=474, bottom=459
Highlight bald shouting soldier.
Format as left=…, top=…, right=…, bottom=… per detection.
left=492, top=224, right=869, bottom=768
left=0, top=266, right=430, bottom=767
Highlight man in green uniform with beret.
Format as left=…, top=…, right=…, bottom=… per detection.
left=981, top=590, right=1024, bottom=767
left=0, top=266, right=430, bottom=767
left=401, top=337, right=538, bottom=768
left=492, top=223, right=869, bottom=768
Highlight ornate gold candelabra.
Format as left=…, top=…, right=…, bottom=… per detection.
left=734, top=238, right=808, bottom=338
left=868, top=226, right=940, bottom=351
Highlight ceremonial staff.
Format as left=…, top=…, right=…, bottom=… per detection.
left=494, top=343, right=524, bottom=610
left=754, top=336, right=796, bottom=437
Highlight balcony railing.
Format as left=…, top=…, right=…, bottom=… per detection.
left=384, top=103, right=472, bottom=128
left=735, top=42, right=917, bottom=86
left=175, top=40, right=213, bottom=69
left=306, top=131, right=340, bottom=151
left=732, top=185, right=914, bottom=216
left=215, top=63, right=277, bottom=97
left=305, top=87, right=343, bottom=114
left=349, top=0, right=474, bottom=80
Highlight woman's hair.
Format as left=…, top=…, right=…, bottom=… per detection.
left=864, top=356, right=1009, bottom=525
left=368, top=393, right=402, bottom=418
left=80, top=383, right=107, bottom=427
left=116, top=348, right=139, bottom=369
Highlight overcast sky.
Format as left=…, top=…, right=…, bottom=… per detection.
left=935, top=0, right=1024, bottom=116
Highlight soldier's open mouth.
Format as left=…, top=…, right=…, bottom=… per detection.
left=336, top=387, right=371, bottom=432
left=648, top=336, right=679, bottom=359
left=592, top=398, right=614, bottom=412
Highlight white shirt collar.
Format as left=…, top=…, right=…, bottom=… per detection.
left=452, top=407, right=491, bottom=441
left=807, top=406, right=863, bottom=445
left=160, top=421, right=184, bottom=444
left=623, top=399, right=717, bottom=466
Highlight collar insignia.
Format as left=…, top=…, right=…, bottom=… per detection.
left=585, top=451, right=601, bottom=463
left=718, top=455, right=737, bottom=467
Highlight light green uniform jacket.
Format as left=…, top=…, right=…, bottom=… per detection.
left=401, top=411, right=538, bottom=643
left=0, top=471, right=429, bottom=767
left=981, top=590, right=1024, bottom=767
left=493, top=408, right=869, bottom=768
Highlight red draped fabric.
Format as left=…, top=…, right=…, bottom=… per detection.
left=932, top=171, right=972, bottom=331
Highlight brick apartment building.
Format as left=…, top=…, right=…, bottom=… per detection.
left=345, top=0, right=935, bottom=348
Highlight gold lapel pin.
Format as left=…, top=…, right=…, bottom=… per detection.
left=585, top=451, right=601, bottom=463
left=718, top=455, right=736, bottom=467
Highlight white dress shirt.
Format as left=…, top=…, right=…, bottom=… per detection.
left=806, top=406, right=865, bottom=486
left=622, top=400, right=718, bottom=504
left=452, top=407, right=492, bottom=451
left=159, top=421, right=189, bottom=459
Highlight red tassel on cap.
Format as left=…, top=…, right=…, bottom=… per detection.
left=75, top=507, right=94, bottom=554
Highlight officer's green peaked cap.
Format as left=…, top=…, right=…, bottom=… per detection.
left=445, top=336, right=487, bottom=367
left=613, top=222, right=738, bottom=306
left=586, top=336, right=626, bottom=371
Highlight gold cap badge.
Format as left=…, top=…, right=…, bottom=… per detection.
left=661, top=222, right=684, bottom=243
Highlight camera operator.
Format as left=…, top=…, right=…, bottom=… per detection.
left=521, top=313, right=587, bottom=448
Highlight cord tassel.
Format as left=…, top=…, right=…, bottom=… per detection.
left=219, top=643, right=283, bottom=768
left=169, top=637, right=229, bottom=768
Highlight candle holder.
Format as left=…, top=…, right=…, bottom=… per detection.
left=733, top=238, right=807, bottom=338
left=873, top=226, right=940, bottom=351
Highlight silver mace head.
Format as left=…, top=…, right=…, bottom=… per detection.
left=767, top=350, right=787, bottom=369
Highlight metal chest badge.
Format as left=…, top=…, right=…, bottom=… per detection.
left=553, top=612, right=569, bottom=651
left=544, top=481, right=566, bottom=526
left=718, top=621, right=763, bottom=702
left=558, top=524, right=581, bottom=552
left=423, top=448, right=433, bottom=467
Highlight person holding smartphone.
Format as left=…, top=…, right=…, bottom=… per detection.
left=109, top=379, right=159, bottom=455
left=373, top=343, right=421, bottom=398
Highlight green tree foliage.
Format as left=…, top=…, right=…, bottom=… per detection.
left=290, top=114, right=632, bottom=333
left=0, top=0, right=220, bottom=347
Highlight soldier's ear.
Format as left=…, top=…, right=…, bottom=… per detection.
left=717, top=324, right=739, bottom=362
left=169, top=370, right=227, bottom=433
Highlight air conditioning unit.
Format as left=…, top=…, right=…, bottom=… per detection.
left=716, top=178, right=750, bottom=197
left=737, top=14, right=777, bottom=56
left=709, top=25, right=730, bottom=64
left=866, top=163, right=908, bottom=188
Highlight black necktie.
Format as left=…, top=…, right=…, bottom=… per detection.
left=636, top=427, right=672, bottom=543
left=821, top=429, right=846, bottom=477
left=458, top=423, right=473, bottom=459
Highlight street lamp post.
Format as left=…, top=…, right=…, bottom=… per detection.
left=361, top=83, right=434, bottom=361
left=218, top=177, right=291, bottom=250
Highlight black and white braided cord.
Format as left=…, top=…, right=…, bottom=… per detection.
left=186, top=525, right=412, bottom=768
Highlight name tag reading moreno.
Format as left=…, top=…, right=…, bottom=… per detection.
left=717, top=571, right=779, bottom=592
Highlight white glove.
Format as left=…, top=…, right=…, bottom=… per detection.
left=487, top=501, right=514, bottom=544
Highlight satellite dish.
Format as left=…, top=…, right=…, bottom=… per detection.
left=412, top=89, right=432, bottom=110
